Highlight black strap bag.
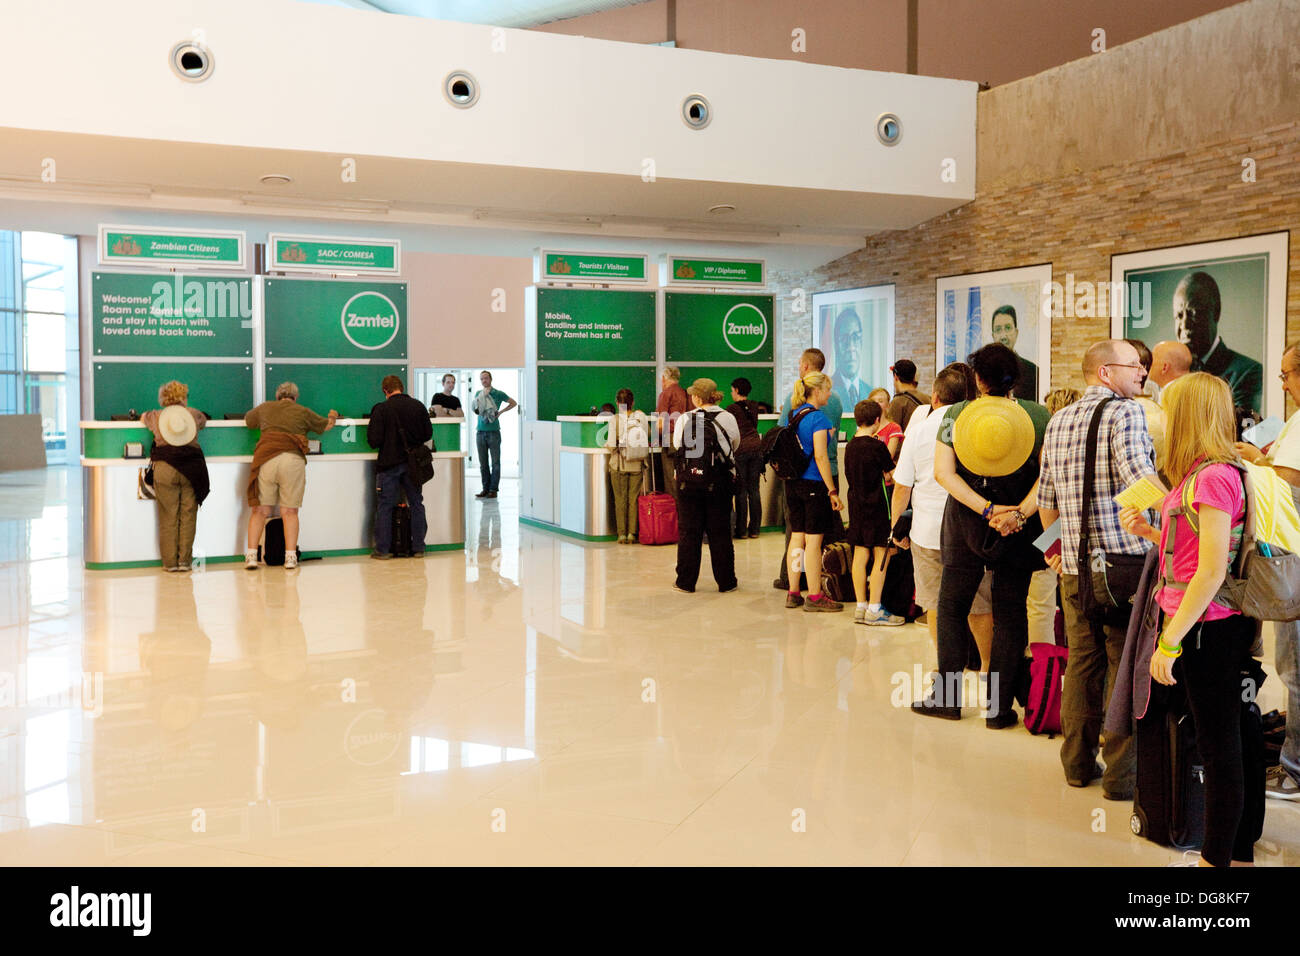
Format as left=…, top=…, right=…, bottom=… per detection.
left=398, top=421, right=436, bottom=485
left=1077, top=398, right=1148, bottom=626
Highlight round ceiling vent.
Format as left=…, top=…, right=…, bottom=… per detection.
left=444, top=71, right=480, bottom=109
left=170, top=41, right=214, bottom=82
left=876, top=113, right=902, bottom=146
left=682, top=94, right=712, bottom=130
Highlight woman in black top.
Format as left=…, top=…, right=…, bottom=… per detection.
left=726, top=377, right=764, bottom=538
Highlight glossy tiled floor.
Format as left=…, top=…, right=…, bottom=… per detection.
left=1, top=465, right=1297, bottom=866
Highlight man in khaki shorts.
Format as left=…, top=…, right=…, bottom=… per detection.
left=890, top=366, right=994, bottom=670
left=243, top=382, right=337, bottom=569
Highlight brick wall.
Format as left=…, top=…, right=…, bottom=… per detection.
left=772, top=119, right=1300, bottom=410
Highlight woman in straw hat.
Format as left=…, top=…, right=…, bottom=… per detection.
left=671, top=379, right=741, bottom=592
left=140, top=380, right=210, bottom=571
left=912, top=343, right=1050, bottom=726
left=1120, top=373, right=1261, bottom=867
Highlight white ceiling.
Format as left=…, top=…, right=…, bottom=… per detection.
left=305, top=0, right=652, bottom=28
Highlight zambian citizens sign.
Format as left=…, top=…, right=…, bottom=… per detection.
left=98, top=225, right=246, bottom=269
left=268, top=234, right=401, bottom=276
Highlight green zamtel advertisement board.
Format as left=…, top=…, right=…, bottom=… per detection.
left=536, top=288, right=656, bottom=362
left=675, top=367, right=775, bottom=407
left=264, top=278, right=407, bottom=360
left=537, top=365, right=657, bottom=424
left=93, top=362, right=254, bottom=421
left=91, top=273, right=253, bottom=357
left=665, top=292, right=775, bottom=363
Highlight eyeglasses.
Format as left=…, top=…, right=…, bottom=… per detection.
left=1102, top=363, right=1146, bottom=371
left=1279, top=368, right=1300, bottom=383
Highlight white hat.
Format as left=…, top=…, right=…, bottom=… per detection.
left=158, top=405, right=197, bottom=446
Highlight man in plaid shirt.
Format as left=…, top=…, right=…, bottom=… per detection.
left=1037, top=340, right=1157, bottom=800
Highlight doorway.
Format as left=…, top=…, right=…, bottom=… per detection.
left=413, top=367, right=522, bottom=482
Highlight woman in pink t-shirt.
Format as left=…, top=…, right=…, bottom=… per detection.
left=1120, top=373, right=1257, bottom=868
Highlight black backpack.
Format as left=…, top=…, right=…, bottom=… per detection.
left=675, top=410, right=735, bottom=492
left=761, top=406, right=815, bottom=480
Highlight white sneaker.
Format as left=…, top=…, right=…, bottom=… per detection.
left=863, top=608, right=905, bottom=626
left=284, top=552, right=299, bottom=570
left=853, top=606, right=868, bottom=623
left=1265, top=765, right=1300, bottom=800
left=244, top=549, right=259, bottom=570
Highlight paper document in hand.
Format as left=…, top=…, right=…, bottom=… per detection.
left=1034, top=519, right=1060, bottom=554
left=1113, top=476, right=1166, bottom=512
left=1242, top=416, right=1284, bottom=449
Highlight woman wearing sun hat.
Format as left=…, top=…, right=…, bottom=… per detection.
left=140, top=381, right=210, bottom=571
left=912, top=343, right=1050, bottom=727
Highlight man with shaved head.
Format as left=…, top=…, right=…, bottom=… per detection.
left=1173, top=270, right=1262, bottom=414
left=1032, top=339, right=1158, bottom=799
left=1148, top=340, right=1192, bottom=402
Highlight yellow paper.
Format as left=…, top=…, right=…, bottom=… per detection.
left=1113, top=476, right=1166, bottom=512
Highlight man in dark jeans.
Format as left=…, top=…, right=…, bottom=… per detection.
left=367, top=374, right=434, bottom=559
left=726, top=376, right=764, bottom=538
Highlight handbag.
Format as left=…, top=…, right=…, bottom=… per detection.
left=398, top=421, right=436, bottom=485
left=1076, top=398, right=1147, bottom=625
left=137, top=462, right=156, bottom=500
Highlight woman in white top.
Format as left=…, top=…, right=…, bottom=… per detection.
left=670, top=379, right=741, bottom=593
left=604, top=387, right=651, bottom=543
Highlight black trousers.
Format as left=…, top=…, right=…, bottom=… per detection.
left=1178, top=614, right=1259, bottom=867
left=675, top=486, right=737, bottom=591
left=932, top=500, right=1042, bottom=717
left=733, top=450, right=763, bottom=537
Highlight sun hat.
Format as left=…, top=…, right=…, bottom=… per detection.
left=952, top=396, right=1035, bottom=477
left=158, top=405, right=197, bottom=446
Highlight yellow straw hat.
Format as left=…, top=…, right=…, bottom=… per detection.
left=952, top=396, right=1035, bottom=477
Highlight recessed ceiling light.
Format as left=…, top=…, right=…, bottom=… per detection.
left=259, top=173, right=292, bottom=185
left=708, top=203, right=736, bottom=215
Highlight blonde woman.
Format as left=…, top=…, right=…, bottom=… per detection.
left=1120, top=373, right=1260, bottom=867
left=140, top=381, right=209, bottom=571
left=1043, top=387, right=1082, bottom=415
left=782, top=371, right=844, bottom=612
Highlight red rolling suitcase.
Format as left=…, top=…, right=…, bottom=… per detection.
left=637, top=457, right=678, bottom=545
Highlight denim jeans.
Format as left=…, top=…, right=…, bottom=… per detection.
left=733, top=449, right=763, bottom=537
left=374, top=463, right=427, bottom=555
left=477, top=430, right=502, bottom=492
left=1275, top=620, right=1300, bottom=784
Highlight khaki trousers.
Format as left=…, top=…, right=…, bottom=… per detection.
left=154, top=461, right=198, bottom=568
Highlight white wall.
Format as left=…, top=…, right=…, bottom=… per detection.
left=1, top=0, right=975, bottom=200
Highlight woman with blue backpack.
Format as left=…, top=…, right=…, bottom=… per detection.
left=1120, top=372, right=1261, bottom=867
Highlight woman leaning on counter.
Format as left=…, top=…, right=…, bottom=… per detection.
left=139, top=380, right=211, bottom=572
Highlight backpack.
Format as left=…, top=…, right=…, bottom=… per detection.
left=761, top=406, right=815, bottom=481
left=675, top=410, right=735, bottom=492
left=621, top=413, right=650, bottom=461
left=1167, top=460, right=1300, bottom=621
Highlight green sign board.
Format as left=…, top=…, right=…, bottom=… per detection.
left=537, top=364, right=657, bottom=424
left=264, top=278, right=407, bottom=360
left=268, top=234, right=400, bottom=275
left=536, top=288, right=656, bottom=362
left=542, top=251, right=647, bottom=283
left=667, top=257, right=764, bottom=286
left=91, top=273, right=253, bottom=357
left=93, top=361, right=254, bottom=420
left=665, top=292, right=775, bottom=363
left=264, top=363, right=408, bottom=422
left=676, top=366, right=776, bottom=406
left=98, top=225, right=245, bottom=269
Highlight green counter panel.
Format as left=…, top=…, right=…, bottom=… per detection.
left=536, top=364, right=656, bottom=423
left=560, top=420, right=611, bottom=448
left=85, top=418, right=457, bottom=458
left=264, top=363, right=408, bottom=422
left=675, top=366, right=775, bottom=407
left=430, top=420, right=462, bottom=452
left=93, top=361, right=255, bottom=421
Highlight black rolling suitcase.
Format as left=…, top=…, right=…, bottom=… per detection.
left=1130, top=680, right=1206, bottom=849
left=392, top=503, right=413, bottom=557
left=1130, top=664, right=1267, bottom=851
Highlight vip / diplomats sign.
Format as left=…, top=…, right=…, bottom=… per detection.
left=98, top=225, right=246, bottom=270
left=268, top=234, right=401, bottom=276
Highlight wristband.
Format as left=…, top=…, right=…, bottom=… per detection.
left=1157, top=637, right=1183, bottom=658
left=981, top=500, right=994, bottom=519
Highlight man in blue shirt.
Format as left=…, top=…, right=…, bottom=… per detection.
left=774, top=347, right=843, bottom=589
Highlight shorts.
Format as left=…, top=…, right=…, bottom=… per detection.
left=257, top=452, right=306, bottom=508
left=784, top=479, right=836, bottom=536
left=847, top=509, right=890, bottom=549
left=913, top=543, right=992, bottom=613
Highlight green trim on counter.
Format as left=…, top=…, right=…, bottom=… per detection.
left=560, top=420, right=609, bottom=449
left=519, top=516, right=617, bottom=542
left=430, top=420, right=462, bottom=452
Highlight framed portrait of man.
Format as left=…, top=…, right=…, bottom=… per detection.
left=935, top=264, right=1052, bottom=403
left=1110, top=231, right=1289, bottom=421
left=810, top=285, right=895, bottom=412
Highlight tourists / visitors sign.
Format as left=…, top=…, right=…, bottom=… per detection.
left=98, top=225, right=246, bottom=270
left=537, top=250, right=648, bottom=284
left=663, top=257, right=765, bottom=287
left=268, top=234, right=401, bottom=276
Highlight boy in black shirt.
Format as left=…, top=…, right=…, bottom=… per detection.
left=845, top=400, right=903, bottom=626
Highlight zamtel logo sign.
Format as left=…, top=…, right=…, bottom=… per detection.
left=721, top=302, right=768, bottom=355
left=341, top=291, right=400, bottom=350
